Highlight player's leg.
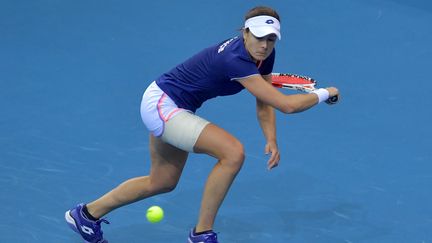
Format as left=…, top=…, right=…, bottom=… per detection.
left=66, top=81, right=190, bottom=242
left=86, top=134, right=188, bottom=219
left=65, top=135, right=188, bottom=242
left=192, top=123, right=245, bottom=233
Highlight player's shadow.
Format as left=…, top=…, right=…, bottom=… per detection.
left=107, top=223, right=184, bottom=243
left=218, top=203, right=390, bottom=243
left=105, top=203, right=389, bottom=243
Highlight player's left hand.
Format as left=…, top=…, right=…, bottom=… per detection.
left=265, top=141, right=280, bottom=170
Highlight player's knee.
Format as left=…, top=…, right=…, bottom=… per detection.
left=222, top=140, right=245, bottom=172
left=158, top=183, right=177, bottom=193
left=150, top=179, right=178, bottom=194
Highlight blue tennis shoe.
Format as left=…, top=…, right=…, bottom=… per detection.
left=65, top=203, right=109, bottom=243
left=188, top=228, right=219, bottom=243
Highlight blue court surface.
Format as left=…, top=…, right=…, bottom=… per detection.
left=1, top=0, right=431, bottom=242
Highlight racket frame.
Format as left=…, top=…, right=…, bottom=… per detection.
left=271, top=73, right=338, bottom=104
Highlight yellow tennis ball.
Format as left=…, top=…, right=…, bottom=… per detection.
left=146, top=206, right=164, bottom=223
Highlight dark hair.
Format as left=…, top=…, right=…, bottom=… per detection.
left=244, top=6, right=280, bottom=22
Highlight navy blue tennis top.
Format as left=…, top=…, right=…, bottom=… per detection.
left=156, top=36, right=275, bottom=112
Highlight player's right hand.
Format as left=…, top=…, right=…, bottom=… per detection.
left=325, top=87, right=339, bottom=97
left=325, top=87, right=340, bottom=105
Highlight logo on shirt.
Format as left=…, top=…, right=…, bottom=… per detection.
left=265, top=19, right=274, bottom=24
left=218, top=37, right=238, bottom=53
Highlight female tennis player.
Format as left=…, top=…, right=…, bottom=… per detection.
left=65, top=6, right=339, bottom=243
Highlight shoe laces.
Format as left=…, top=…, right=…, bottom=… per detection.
left=202, top=232, right=218, bottom=243
left=91, top=218, right=110, bottom=234
left=93, top=218, right=110, bottom=243
left=95, top=218, right=110, bottom=226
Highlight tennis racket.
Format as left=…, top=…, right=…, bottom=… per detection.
left=271, top=73, right=339, bottom=104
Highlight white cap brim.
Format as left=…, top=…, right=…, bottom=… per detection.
left=249, top=25, right=281, bottom=40
left=244, top=15, right=281, bottom=40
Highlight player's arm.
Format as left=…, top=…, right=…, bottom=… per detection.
left=239, top=74, right=320, bottom=113
left=256, top=74, right=280, bottom=169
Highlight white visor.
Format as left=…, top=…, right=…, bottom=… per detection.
left=244, top=15, right=281, bottom=40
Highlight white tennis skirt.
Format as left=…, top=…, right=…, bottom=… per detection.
left=140, top=81, right=210, bottom=152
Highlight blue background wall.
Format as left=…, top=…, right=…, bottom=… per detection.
left=1, top=0, right=431, bottom=242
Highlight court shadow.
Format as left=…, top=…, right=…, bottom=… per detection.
left=216, top=203, right=390, bottom=243
left=107, top=223, right=184, bottom=243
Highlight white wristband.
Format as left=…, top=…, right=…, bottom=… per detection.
left=311, top=88, right=329, bottom=103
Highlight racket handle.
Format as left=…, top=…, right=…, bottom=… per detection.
left=325, top=95, right=339, bottom=105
